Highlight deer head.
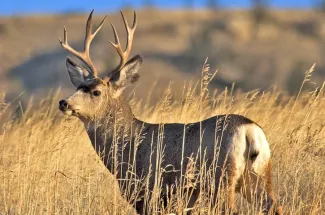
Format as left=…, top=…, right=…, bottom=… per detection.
left=58, top=10, right=142, bottom=120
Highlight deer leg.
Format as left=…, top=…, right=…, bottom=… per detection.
left=226, top=175, right=238, bottom=215
left=239, top=163, right=282, bottom=215
left=185, top=187, right=199, bottom=214
left=135, top=199, right=145, bottom=215
left=217, top=166, right=238, bottom=215
left=134, top=189, right=150, bottom=215
left=263, top=162, right=283, bottom=215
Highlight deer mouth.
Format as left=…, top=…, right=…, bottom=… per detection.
left=61, top=109, right=73, bottom=116
left=71, top=109, right=80, bottom=116
left=60, top=108, right=80, bottom=117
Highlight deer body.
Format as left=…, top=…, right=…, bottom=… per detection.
left=82, top=102, right=274, bottom=213
left=58, top=11, right=282, bottom=214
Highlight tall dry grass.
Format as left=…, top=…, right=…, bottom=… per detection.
left=0, top=63, right=325, bottom=214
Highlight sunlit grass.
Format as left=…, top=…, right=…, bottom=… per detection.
left=0, top=64, right=324, bottom=214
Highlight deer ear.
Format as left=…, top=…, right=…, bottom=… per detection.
left=66, top=58, right=88, bottom=88
left=110, top=55, right=142, bottom=90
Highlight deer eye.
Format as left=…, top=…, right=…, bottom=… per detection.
left=92, top=90, right=101, bottom=97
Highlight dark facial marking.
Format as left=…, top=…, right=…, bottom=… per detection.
left=77, top=85, right=90, bottom=93
left=77, top=78, right=106, bottom=92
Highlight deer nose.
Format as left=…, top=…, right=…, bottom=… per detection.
left=59, top=100, right=69, bottom=111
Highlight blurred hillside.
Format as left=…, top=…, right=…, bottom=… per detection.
left=1, top=9, right=325, bottom=103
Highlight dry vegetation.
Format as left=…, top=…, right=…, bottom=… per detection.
left=0, top=62, right=324, bottom=214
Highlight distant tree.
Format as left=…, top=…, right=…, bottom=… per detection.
left=120, top=0, right=135, bottom=12
left=185, top=0, right=194, bottom=9
left=251, top=0, right=272, bottom=38
left=315, top=0, right=325, bottom=13
left=207, top=0, right=218, bottom=10
left=143, top=0, right=154, bottom=8
left=252, top=0, right=269, bottom=23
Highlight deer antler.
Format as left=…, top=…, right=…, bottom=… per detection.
left=107, top=11, right=137, bottom=78
left=59, top=10, right=107, bottom=77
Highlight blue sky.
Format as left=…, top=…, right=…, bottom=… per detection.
left=0, top=0, right=315, bottom=16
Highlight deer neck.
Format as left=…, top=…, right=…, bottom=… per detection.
left=81, top=97, right=145, bottom=148
left=80, top=98, right=151, bottom=173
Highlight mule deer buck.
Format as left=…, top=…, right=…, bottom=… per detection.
left=58, top=10, right=282, bottom=214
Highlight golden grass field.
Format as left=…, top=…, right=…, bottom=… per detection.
left=0, top=62, right=324, bottom=215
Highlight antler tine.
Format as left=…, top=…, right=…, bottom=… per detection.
left=109, top=23, right=122, bottom=55
left=84, top=10, right=94, bottom=49
left=59, top=10, right=107, bottom=77
left=59, top=26, right=81, bottom=62
left=108, top=11, right=137, bottom=76
left=84, top=10, right=107, bottom=54
left=121, top=11, right=137, bottom=53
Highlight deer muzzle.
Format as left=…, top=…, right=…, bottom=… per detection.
left=59, top=100, right=69, bottom=112
left=59, top=99, right=81, bottom=116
